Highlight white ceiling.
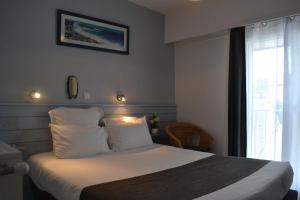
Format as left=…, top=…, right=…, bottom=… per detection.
left=128, top=0, right=200, bottom=14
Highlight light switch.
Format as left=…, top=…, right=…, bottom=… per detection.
left=83, top=91, right=91, bottom=100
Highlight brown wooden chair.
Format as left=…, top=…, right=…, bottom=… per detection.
left=165, top=122, right=213, bottom=152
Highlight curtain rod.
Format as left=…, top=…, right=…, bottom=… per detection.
left=246, top=13, right=300, bottom=27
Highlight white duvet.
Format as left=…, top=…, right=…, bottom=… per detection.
left=28, top=144, right=293, bottom=200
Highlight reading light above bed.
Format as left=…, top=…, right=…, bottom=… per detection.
left=116, top=94, right=126, bottom=102
left=30, top=91, right=41, bottom=100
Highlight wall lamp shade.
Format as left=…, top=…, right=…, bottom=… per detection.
left=117, top=94, right=126, bottom=102
left=30, top=91, right=41, bottom=100
left=67, top=76, right=78, bottom=99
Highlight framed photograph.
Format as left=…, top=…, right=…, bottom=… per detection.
left=57, top=9, right=129, bottom=55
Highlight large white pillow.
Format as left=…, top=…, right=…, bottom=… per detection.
left=106, top=122, right=153, bottom=152
left=103, top=116, right=146, bottom=126
left=50, top=124, right=111, bottom=159
left=48, top=107, right=104, bottom=126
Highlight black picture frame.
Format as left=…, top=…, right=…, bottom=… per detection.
left=56, top=9, right=130, bottom=55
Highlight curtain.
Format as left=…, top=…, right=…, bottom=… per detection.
left=282, top=16, right=300, bottom=193
left=246, top=15, right=300, bottom=194
left=228, top=27, right=247, bottom=157
left=245, top=19, right=285, bottom=161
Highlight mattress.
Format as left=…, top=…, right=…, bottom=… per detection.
left=28, top=144, right=293, bottom=200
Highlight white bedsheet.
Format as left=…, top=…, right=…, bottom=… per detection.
left=28, top=144, right=293, bottom=200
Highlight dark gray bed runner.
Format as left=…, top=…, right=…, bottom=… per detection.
left=80, top=155, right=269, bottom=200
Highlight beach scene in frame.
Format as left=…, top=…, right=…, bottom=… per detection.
left=57, top=10, right=129, bottom=54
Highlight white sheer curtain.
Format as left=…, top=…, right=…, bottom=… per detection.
left=282, top=16, right=300, bottom=193
left=246, top=15, right=300, bottom=194
left=246, top=19, right=285, bottom=161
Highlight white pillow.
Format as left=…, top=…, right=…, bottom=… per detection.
left=103, top=116, right=146, bottom=126
left=50, top=124, right=111, bottom=159
left=48, top=107, right=104, bottom=126
left=106, top=122, right=153, bottom=152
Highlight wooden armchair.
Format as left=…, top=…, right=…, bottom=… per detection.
left=165, top=122, right=213, bottom=152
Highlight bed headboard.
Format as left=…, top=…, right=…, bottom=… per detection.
left=0, top=103, right=176, bottom=160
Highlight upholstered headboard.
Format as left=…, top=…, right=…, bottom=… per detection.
left=0, top=104, right=176, bottom=160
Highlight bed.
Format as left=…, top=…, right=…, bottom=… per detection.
left=28, top=144, right=294, bottom=200
left=26, top=106, right=296, bottom=200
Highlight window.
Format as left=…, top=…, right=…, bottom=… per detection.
left=247, top=47, right=283, bottom=161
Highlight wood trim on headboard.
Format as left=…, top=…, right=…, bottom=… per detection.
left=0, top=103, right=176, bottom=160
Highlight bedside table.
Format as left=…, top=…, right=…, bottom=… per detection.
left=0, top=141, right=28, bottom=200
left=151, top=134, right=170, bottom=145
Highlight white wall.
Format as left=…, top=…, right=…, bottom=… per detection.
left=0, top=0, right=174, bottom=104
left=175, top=32, right=230, bottom=155
left=166, top=0, right=300, bottom=42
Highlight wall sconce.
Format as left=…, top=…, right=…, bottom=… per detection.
left=67, top=76, right=78, bottom=99
left=30, top=91, right=41, bottom=100
left=117, top=94, right=126, bottom=102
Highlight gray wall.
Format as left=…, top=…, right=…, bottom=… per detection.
left=0, top=0, right=174, bottom=104
left=175, top=32, right=230, bottom=156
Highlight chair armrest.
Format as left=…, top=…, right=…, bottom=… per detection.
left=166, top=131, right=183, bottom=148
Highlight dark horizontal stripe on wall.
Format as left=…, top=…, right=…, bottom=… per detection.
left=0, top=103, right=177, bottom=159
left=0, top=104, right=176, bottom=117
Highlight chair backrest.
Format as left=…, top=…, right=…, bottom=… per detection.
left=165, top=122, right=213, bottom=151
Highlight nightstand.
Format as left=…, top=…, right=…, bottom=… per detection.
left=0, top=141, right=29, bottom=200
left=151, top=133, right=170, bottom=145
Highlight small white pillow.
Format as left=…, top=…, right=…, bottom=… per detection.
left=50, top=124, right=111, bottom=159
left=48, top=107, right=104, bottom=126
left=103, top=116, right=146, bottom=126
left=106, top=122, right=153, bottom=152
